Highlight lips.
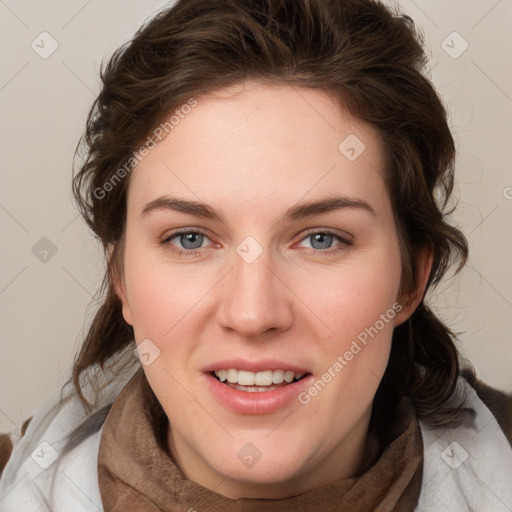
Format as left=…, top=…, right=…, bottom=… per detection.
left=203, top=358, right=310, bottom=374
left=203, top=358, right=313, bottom=414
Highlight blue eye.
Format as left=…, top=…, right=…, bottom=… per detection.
left=298, top=230, right=352, bottom=254
left=160, top=229, right=352, bottom=257
left=161, top=230, right=212, bottom=255
left=308, top=232, right=335, bottom=250
left=176, top=232, right=206, bottom=250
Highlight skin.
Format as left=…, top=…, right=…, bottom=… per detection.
left=113, top=80, right=432, bottom=499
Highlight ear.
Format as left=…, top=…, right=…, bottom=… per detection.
left=107, top=243, right=134, bottom=326
left=394, top=246, right=434, bottom=327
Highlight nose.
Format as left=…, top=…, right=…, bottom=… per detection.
left=216, top=245, right=294, bottom=339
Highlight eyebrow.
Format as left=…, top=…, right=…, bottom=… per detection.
left=140, top=194, right=376, bottom=222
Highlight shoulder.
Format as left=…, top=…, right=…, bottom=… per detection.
left=0, top=384, right=95, bottom=510
left=0, top=365, right=137, bottom=511
left=0, top=418, right=105, bottom=512
left=460, top=366, right=512, bottom=447
left=416, top=372, right=512, bottom=512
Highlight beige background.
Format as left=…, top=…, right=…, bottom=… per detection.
left=0, top=0, right=511, bottom=434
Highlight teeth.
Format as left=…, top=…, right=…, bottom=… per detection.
left=272, top=369, right=284, bottom=384
left=238, top=370, right=255, bottom=386
left=226, top=369, right=238, bottom=383
left=234, top=384, right=278, bottom=392
left=255, top=370, right=273, bottom=386
left=214, top=369, right=306, bottom=386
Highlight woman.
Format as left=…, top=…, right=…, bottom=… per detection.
left=1, top=0, right=511, bottom=510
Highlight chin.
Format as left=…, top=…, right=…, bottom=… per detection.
left=208, top=441, right=309, bottom=485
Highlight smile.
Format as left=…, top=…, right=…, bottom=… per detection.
left=212, top=369, right=306, bottom=392
left=206, top=369, right=312, bottom=414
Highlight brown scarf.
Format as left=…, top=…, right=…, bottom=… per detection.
left=98, top=368, right=423, bottom=511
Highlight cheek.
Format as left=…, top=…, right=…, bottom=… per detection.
left=295, top=246, right=402, bottom=410
left=124, top=248, right=211, bottom=338
left=303, top=251, right=402, bottom=346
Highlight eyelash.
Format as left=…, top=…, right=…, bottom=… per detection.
left=160, top=228, right=353, bottom=257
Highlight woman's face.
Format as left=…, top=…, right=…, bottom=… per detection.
left=115, top=81, right=424, bottom=498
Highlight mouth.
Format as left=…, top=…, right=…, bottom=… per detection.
left=203, top=359, right=313, bottom=414
left=209, top=369, right=310, bottom=393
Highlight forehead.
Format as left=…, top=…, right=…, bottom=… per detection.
left=128, top=81, right=387, bottom=213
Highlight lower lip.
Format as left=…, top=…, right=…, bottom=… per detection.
left=205, top=372, right=313, bottom=414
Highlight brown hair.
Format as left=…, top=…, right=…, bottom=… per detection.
left=68, top=0, right=470, bottom=428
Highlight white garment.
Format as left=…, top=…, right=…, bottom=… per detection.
left=1, top=368, right=511, bottom=511
left=416, top=379, right=512, bottom=511
left=0, top=362, right=137, bottom=512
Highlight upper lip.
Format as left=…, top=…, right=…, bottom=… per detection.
left=203, top=358, right=310, bottom=374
